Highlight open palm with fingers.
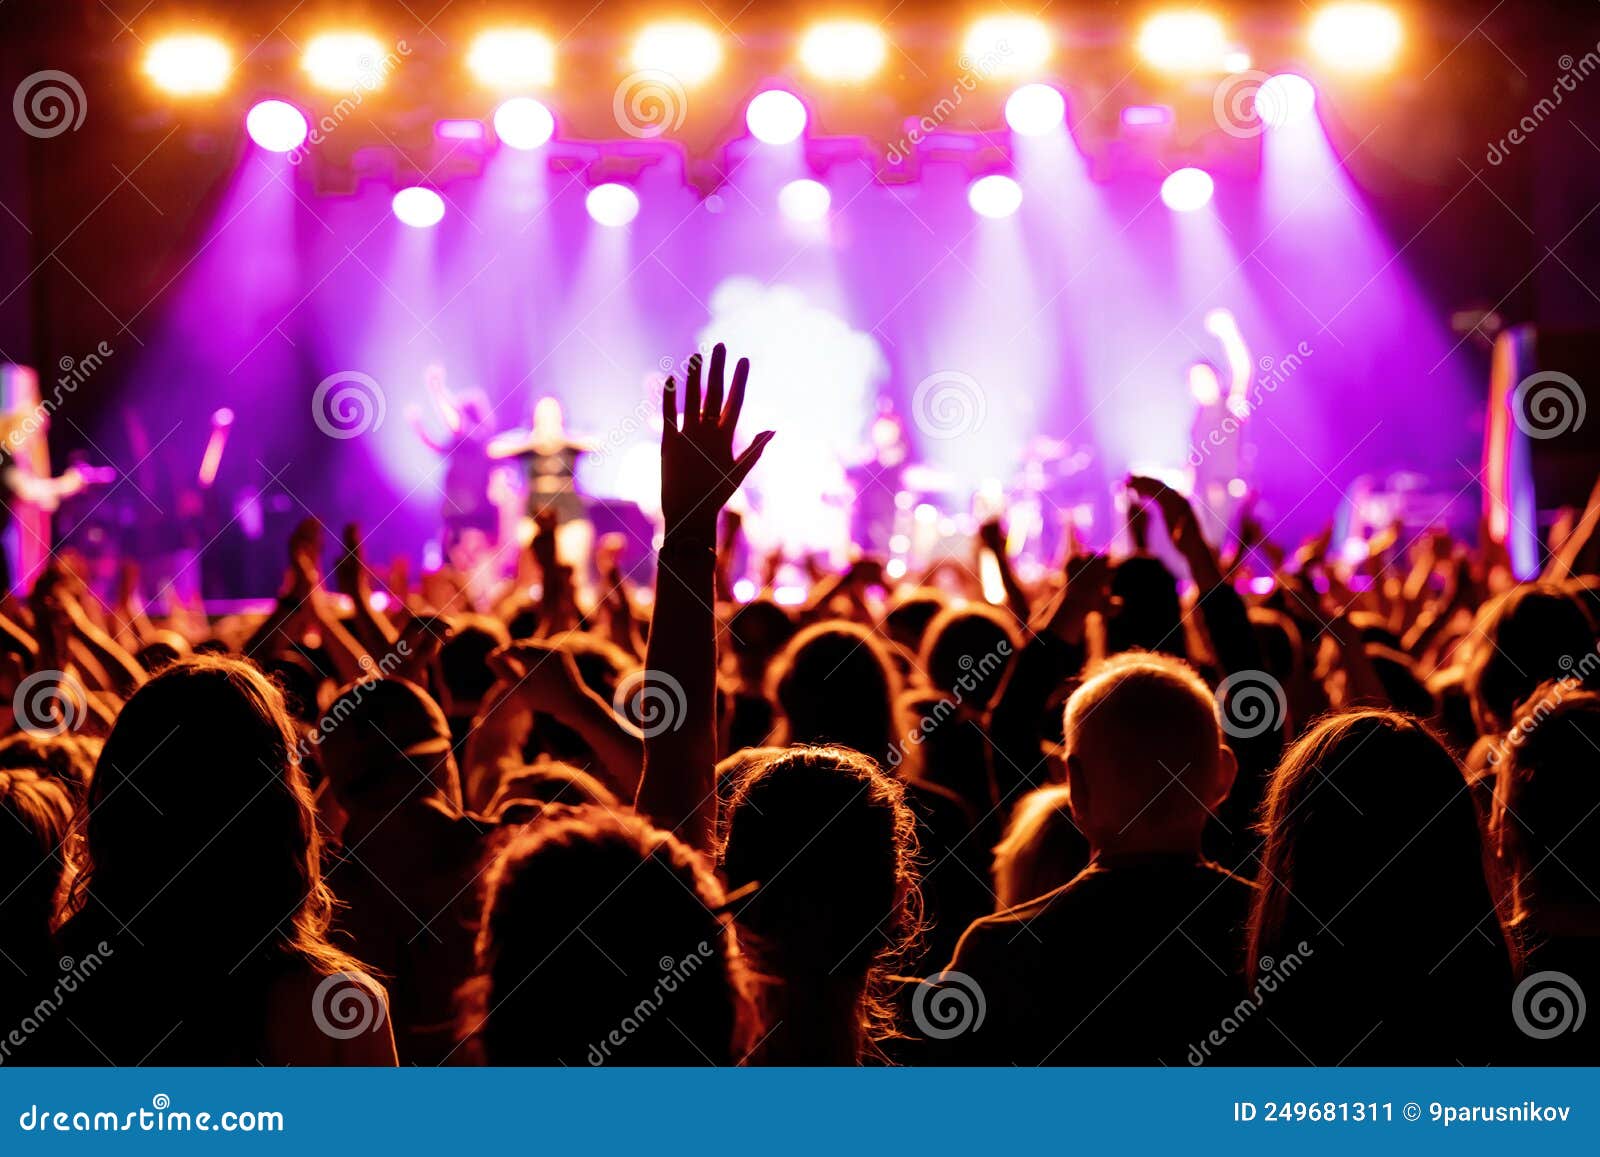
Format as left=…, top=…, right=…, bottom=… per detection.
left=660, top=343, right=774, bottom=536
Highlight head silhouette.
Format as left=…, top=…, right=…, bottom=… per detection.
left=318, top=677, right=461, bottom=821
left=721, top=745, right=920, bottom=1059
left=770, top=622, right=903, bottom=768
left=918, top=603, right=1019, bottom=710
left=0, top=768, right=72, bottom=964
left=1062, top=651, right=1233, bottom=857
left=80, top=657, right=340, bottom=963
left=1494, top=686, right=1600, bottom=920
left=1248, top=711, right=1504, bottom=976
left=468, top=808, right=751, bottom=1066
left=1465, top=584, right=1596, bottom=734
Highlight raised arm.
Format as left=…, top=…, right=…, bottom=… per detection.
left=633, top=344, right=773, bottom=851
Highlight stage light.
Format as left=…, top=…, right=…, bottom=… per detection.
left=745, top=90, right=807, bottom=145
left=1004, top=83, right=1065, bottom=136
left=631, top=22, right=722, bottom=87
left=436, top=119, right=487, bottom=141
left=1310, top=4, right=1402, bottom=72
left=468, top=29, right=555, bottom=88
left=392, top=186, right=446, bottom=228
left=587, top=183, right=640, bottom=227
left=1137, top=12, right=1227, bottom=73
left=961, top=17, right=1052, bottom=79
left=493, top=97, right=555, bottom=150
left=1257, top=73, right=1317, bottom=128
left=245, top=100, right=309, bottom=152
left=1122, top=104, right=1174, bottom=127
left=1222, top=50, right=1252, bottom=72
left=778, top=178, right=830, bottom=222
left=799, top=21, right=887, bottom=82
left=967, top=174, right=1022, bottom=219
left=303, top=32, right=390, bottom=91
left=142, top=35, right=231, bottom=96
left=1160, top=167, right=1214, bottom=212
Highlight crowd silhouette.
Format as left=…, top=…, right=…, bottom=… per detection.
left=0, top=341, right=1596, bottom=1067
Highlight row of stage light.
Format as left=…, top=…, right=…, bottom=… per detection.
left=143, top=5, right=1405, bottom=98
left=244, top=69, right=1316, bottom=230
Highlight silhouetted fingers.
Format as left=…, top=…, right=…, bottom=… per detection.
left=727, top=430, right=776, bottom=491
left=662, top=375, right=678, bottom=433
left=724, top=356, right=750, bottom=432
left=685, top=353, right=703, bottom=429
left=705, top=343, right=726, bottom=418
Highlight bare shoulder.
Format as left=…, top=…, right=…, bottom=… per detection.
left=262, top=959, right=398, bottom=1066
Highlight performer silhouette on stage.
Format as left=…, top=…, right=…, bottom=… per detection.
left=489, top=396, right=595, bottom=573
left=407, top=365, right=497, bottom=550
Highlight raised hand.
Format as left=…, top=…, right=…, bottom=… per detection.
left=660, top=343, right=774, bottom=538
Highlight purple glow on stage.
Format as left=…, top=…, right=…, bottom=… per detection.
left=108, top=96, right=1480, bottom=574
left=493, top=97, right=555, bottom=150
left=245, top=100, right=308, bottom=152
left=392, top=187, right=446, bottom=228
left=745, top=90, right=807, bottom=145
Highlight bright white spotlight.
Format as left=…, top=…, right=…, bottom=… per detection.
left=1138, top=12, right=1228, bottom=73
left=962, top=17, right=1052, bottom=79
left=1310, top=4, right=1402, bottom=72
left=468, top=29, right=555, bottom=87
left=800, top=21, right=888, bottom=82
left=778, top=179, right=830, bottom=222
left=493, top=97, right=555, bottom=149
left=143, top=35, right=231, bottom=96
left=631, top=22, right=722, bottom=87
left=746, top=90, right=807, bottom=145
left=1256, top=73, right=1317, bottom=128
left=245, top=100, right=309, bottom=152
left=587, top=183, right=640, bottom=228
left=1004, top=83, right=1066, bottom=136
left=1160, top=167, right=1215, bottom=212
left=967, top=174, right=1023, bottom=219
left=393, top=187, right=446, bottom=228
left=303, top=32, right=390, bottom=91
